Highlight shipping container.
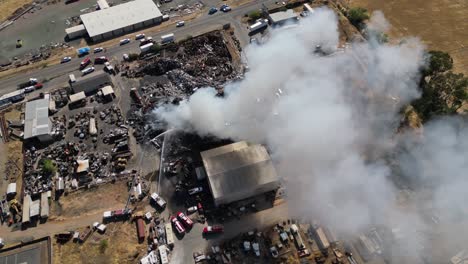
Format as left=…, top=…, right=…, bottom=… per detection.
left=89, top=118, right=97, bottom=135
left=40, top=192, right=49, bottom=219
left=165, top=222, right=174, bottom=247
left=140, top=42, right=154, bottom=53
left=159, top=245, right=169, bottom=264
left=249, top=20, right=268, bottom=33
left=136, top=218, right=145, bottom=242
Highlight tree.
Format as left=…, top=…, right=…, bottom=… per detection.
left=128, top=53, right=139, bottom=61
left=149, top=43, right=162, bottom=53
left=42, top=159, right=56, bottom=175
left=248, top=10, right=262, bottom=21
left=347, top=7, right=369, bottom=28
left=413, top=71, right=468, bottom=120
left=423, top=50, right=453, bottom=76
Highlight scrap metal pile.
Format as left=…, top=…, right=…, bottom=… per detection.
left=124, top=31, right=241, bottom=143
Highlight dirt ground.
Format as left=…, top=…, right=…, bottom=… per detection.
left=0, top=0, right=33, bottom=22
left=49, top=181, right=128, bottom=220
left=0, top=106, right=24, bottom=195
left=350, top=0, right=468, bottom=74
left=53, top=221, right=147, bottom=264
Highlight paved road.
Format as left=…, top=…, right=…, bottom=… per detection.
left=0, top=0, right=274, bottom=94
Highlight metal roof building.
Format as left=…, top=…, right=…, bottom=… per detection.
left=268, top=9, right=298, bottom=26
left=24, top=96, right=52, bottom=142
left=70, top=70, right=112, bottom=95
left=80, top=0, right=163, bottom=41
left=201, top=141, right=280, bottom=206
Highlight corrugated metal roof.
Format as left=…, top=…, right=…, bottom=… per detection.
left=202, top=142, right=280, bottom=205
left=65, top=24, right=86, bottom=34
left=97, top=0, right=110, bottom=9
left=24, top=97, right=51, bottom=139
left=69, top=91, right=86, bottom=103
left=80, top=0, right=162, bottom=38
left=268, top=9, right=298, bottom=24
left=101, top=85, right=114, bottom=96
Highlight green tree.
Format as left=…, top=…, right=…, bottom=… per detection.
left=248, top=10, right=262, bottom=21
left=128, top=53, right=139, bottom=61
left=347, top=7, right=369, bottom=28
left=413, top=71, right=468, bottom=120
left=42, top=159, right=56, bottom=175
left=424, top=50, right=453, bottom=76
left=149, top=43, right=162, bottom=53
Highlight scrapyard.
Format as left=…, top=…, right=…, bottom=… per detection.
left=1, top=0, right=466, bottom=263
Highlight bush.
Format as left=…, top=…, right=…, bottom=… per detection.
left=128, top=53, right=139, bottom=61
left=149, top=43, right=162, bottom=53
left=99, top=239, right=108, bottom=253
left=42, top=159, right=56, bottom=175
left=347, top=7, right=369, bottom=28
left=248, top=10, right=262, bottom=21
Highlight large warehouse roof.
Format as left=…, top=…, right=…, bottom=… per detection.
left=201, top=142, right=280, bottom=206
left=24, top=96, right=50, bottom=139
left=80, top=0, right=162, bottom=37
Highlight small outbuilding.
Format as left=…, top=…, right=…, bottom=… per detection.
left=268, top=9, right=298, bottom=26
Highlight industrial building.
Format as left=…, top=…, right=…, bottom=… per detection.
left=70, top=70, right=112, bottom=95
left=0, top=237, right=52, bottom=264
left=71, top=0, right=163, bottom=42
left=201, top=141, right=280, bottom=206
left=268, top=9, right=299, bottom=26
left=24, top=95, right=52, bottom=142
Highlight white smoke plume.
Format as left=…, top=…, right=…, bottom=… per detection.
left=154, top=8, right=467, bottom=261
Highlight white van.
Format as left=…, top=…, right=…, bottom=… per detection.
left=69, top=74, right=76, bottom=83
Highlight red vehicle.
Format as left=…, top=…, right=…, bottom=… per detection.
left=136, top=218, right=145, bottom=242
left=94, top=56, right=108, bottom=64
left=171, top=216, right=185, bottom=235
left=34, top=83, right=43, bottom=89
left=80, top=57, right=91, bottom=69
left=197, top=202, right=204, bottom=214
left=177, top=212, right=193, bottom=228
left=202, top=225, right=224, bottom=234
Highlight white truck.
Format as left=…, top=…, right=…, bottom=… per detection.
left=161, top=33, right=174, bottom=45
left=249, top=19, right=268, bottom=33
left=150, top=192, right=167, bottom=208
left=140, top=42, right=154, bottom=53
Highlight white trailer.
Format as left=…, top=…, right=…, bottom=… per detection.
left=159, top=245, right=169, bottom=264
left=89, top=118, right=97, bottom=135
left=164, top=222, right=174, bottom=247
left=249, top=20, right=268, bottom=32
left=140, top=42, right=154, bottom=53
left=161, top=33, right=174, bottom=45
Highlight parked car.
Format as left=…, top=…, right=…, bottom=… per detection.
left=171, top=216, right=185, bottom=235
left=177, top=212, right=193, bottom=228
left=188, top=187, right=203, bottom=195
left=202, top=225, right=224, bottom=234
left=94, top=56, right=108, bottom=64
left=80, top=57, right=91, bottom=69
left=208, top=7, right=217, bottom=14
left=252, top=242, right=260, bottom=257
left=123, top=53, right=129, bottom=61
left=120, top=38, right=130, bottom=45
left=0, top=238, right=4, bottom=248
left=270, top=246, right=279, bottom=258
left=187, top=206, right=197, bottom=214
left=61, top=56, right=72, bottom=63
left=93, top=47, right=104, bottom=53
left=176, top=21, right=185, bottom=27
left=135, top=33, right=145, bottom=40
left=81, top=67, right=95, bottom=75
left=220, top=4, right=231, bottom=12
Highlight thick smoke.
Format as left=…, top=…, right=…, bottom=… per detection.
left=154, top=8, right=467, bottom=261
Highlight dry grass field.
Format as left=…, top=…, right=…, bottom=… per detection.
left=350, top=0, right=468, bottom=74
left=0, top=0, right=33, bottom=22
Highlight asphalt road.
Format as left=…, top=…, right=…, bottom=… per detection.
left=0, top=0, right=275, bottom=94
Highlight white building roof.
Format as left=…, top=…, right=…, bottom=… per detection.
left=101, top=85, right=114, bottom=96
left=80, top=0, right=162, bottom=38
left=69, top=92, right=86, bottom=103
left=97, top=0, right=110, bottom=9
left=24, top=97, right=51, bottom=139
left=65, top=24, right=86, bottom=34
left=268, top=9, right=298, bottom=24
left=201, top=142, right=280, bottom=205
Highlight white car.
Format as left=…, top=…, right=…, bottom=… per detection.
left=94, top=47, right=104, bottom=53
left=0, top=238, right=4, bottom=248
left=176, top=21, right=185, bottom=27
left=61, top=56, right=72, bottom=63
left=135, top=33, right=145, bottom=40
left=188, top=187, right=203, bottom=195
left=123, top=54, right=129, bottom=61
left=120, top=38, right=130, bottom=45
left=81, top=66, right=95, bottom=75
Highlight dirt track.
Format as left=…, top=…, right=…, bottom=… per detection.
left=351, top=0, right=468, bottom=74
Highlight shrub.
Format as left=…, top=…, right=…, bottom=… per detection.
left=42, top=159, right=56, bottom=175
left=99, top=239, right=108, bottom=253
left=128, top=53, right=139, bottom=61
left=248, top=10, right=262, bottom=21
left=347, top=7, right=369, bottom=28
